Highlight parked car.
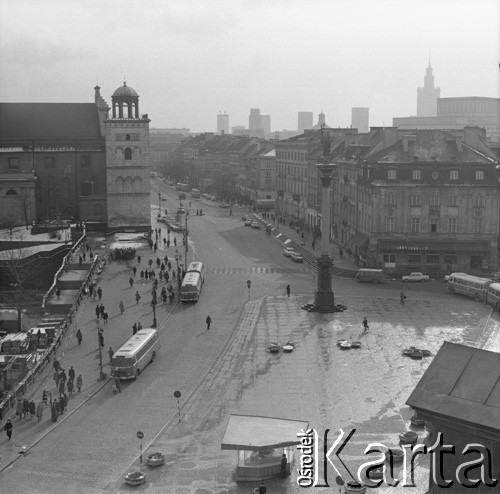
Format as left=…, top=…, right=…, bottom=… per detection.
left=210, top=195, right=217, bottom=201
left=245, top=219, right=253, bottom=226
left=177, top=207, right=185, bottom=214
left=402, top=272, right=430, bottom=282
left=218, top=202, right=230, bottom=208
left=356, top=269, right=385, bottom=284
left=250, top=222, right=260, bottom=229
left=283, top=246, right=295, bottom=257
left=290, top=251, right=304, bottom=262
left=242, top=215, right=248, bottom=221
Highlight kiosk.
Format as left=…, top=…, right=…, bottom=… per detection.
left=221, top=414, right=308, bottom=482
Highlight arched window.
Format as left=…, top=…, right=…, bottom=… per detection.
left=125, top=147, right=132, bottom=161
left=133, top=176, right=142, bottom=193
left=124, top=176, right=133, bottom=193
left=115, top=176, right=124, bottom=193
left=5, top=189, right=18, bottom=196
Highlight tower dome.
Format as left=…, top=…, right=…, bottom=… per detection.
left=111, top=82, right=139, bottom=118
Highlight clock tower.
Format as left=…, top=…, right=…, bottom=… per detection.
left=104, top=82, right=151, bottom=232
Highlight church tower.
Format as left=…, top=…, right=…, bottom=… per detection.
left=104, top=82, right=151, bottom=232
left=417, top=60, right=440, bottom=117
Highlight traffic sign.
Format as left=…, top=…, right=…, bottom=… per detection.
left=247, top=280, right=251, bottom=289
left=174, top=390, right=181, bottom=398
left=137, top=431, right=144, bottom=439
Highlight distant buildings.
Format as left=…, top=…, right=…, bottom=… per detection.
left=351, top=107, right=369, bottom=133
left=231, top=126, right=249, bottom=136
left=311, top=112, right=330, bottom=130
left=297, top=112, right=313, bottom=132
left=417, top=61, right=440, bottom=116
left=248, top=108, right=271, bottom=138
left=150, top=128, right=190, bottom=171
left=217, top=112, right=229, bottom=135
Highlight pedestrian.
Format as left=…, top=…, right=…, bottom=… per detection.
left=54, top=400, right=60, bottom=419
left=16, top=399, right=23, bottom=419
left=69, top=365, right=75, bottom=382
left=119, top=300, right=125, bottom=314
left=174, top=237, right=177, bottom=246
left=95, top=304, right=100, bottom=318
left=59, top=395, right=66, bottom=415
left=137, top=255, right=141, bottom=264
left=400, top=289, right=406, bottom=303
left=99, top=303, right=105, bottom=317
left=99, top=329, right=104, bottom=348
left=4, top=419, right=13, bottom=440
left=148, top=259, right=153, bottom=268
left=129, top=277, right=134, bottom=288
left=145, top=270, right=149, bottom=280
left=206, top=315, right=212, bottom=331
left=59, top=379, right=65, bottom=397
left=76, top=374, right=83, bottom=392
left=140, top=270, right=144, bottom=280
left=133, top=322, right=138, bottom=335
left=108, top=347, right=114, bottom=363
left=154, top=278, right=158, bottom=290
left=103, top=312, right=108, bottom=324
left=97, top=287, right=102, bottom=300
left=133, top=266, right=137, bottom=277
left=156, top=257, right=161, bottom=267
left=67, top=379, right=74, bottom=396
left=54, top=370, right=60, bottom=389
left=59, top=368, right=67, bottom=384
left=363, top=316, right=369, bottom=332
left=135, top=291, right=141, bottom=304
left=281, top=453, right=288, bottom=478
left=168, top=261, right=172, bottom=270
left=42, top=389, right=48, bottom=404
left=286, top=284, right=291, bottom=297
left=36, top=401, right=44, bottom=422
left=114, top=376, right=121, bottom=393
left=163, top=238, right=166, bottom=247
left=23, top=398, right=30, bottom=418
left=154, top=242, right=158, bottom=252
left=76, top=328, right=82, bottom=345
left=138, top=322, right=143, bottom=331
left=258, top=482, right=267, bottom=494
left=53, top=358, right=61, bottom=372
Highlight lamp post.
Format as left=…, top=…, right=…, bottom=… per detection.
left=183, top=212, right=189, bottom=268
left=151, top=295, right=157, bottom=328
left=97, top=324, right=105, bottom=380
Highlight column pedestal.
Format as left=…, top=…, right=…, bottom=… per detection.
left=314, top=254, right=335, bottom=312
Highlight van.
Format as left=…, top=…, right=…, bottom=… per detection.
left=355, top=268, right=384, bottom=283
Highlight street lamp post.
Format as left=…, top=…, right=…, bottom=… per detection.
left=97, top=324, right=106, bottom=380
left=183, top=213, right=189, bottom=268
left=151, top=297, right=157, bottom=328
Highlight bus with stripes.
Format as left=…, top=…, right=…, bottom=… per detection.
left=447, top=272, right=491, bottom=301
left=486, top=283, right=500, bottom=310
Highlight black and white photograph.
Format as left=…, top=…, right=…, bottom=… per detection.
left=0, top=0, right=499, bottom=492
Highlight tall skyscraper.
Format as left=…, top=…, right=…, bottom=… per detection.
left=351, top=107, right=369, bottom=133
left=417, top=60, right=440, bottom=117
left=298, top=111, right=313, bottom=132
left=217, top=112, right=229, bottom=135
left=249, top=108, right=261, bottom=133
left=261, top=115, right=271, bottom=135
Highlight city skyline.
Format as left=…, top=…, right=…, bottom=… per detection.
left=0, top=0, right=498, bottom=133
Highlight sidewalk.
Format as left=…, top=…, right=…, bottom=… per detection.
left=0, top=230, right=181, bottom=472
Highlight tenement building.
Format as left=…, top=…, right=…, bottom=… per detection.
left=0, top=83, right=151, bottom=232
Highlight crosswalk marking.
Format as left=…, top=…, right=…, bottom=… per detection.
left=205, top=266, right=309, bottom=275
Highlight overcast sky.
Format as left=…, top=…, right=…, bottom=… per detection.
left=1, top=0, right=498, bottom=133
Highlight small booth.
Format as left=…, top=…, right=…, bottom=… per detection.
left=221, top=414, right=309, bottom=482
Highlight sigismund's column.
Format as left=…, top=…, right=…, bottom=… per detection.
left=314, top=162, right=337, bottom=311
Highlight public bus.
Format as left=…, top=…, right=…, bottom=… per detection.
left=110, top=328, right=161, bottom=380
left=486, top=283, right=500, bottom=310
left=176, top=182, right=190, bottom=192
left=180, top=272, right=203, bottom=302
left=447, top=273, right=491, bottom=301
left=190, top=188, right=201, bottom=198
left=186, top=261, right=204, bottom=282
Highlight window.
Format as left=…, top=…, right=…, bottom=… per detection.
left=475, top=170, right=484, bottom=181
left=473, top=218, right=482, bottom=234
left=387, top=169, right=396, bottom=180
left=430, top=195, right=440, bottom=206
left=80, top=155, right=91, bottom=167
left=383, top=253, right=395, bottom=264
left=450, top=170, right=458, bottom=180
left=44, top=157, right=55, bottom=169
left=385, top=217, right=395, bottom=232
left=124, top=147, right=132, bottom=161
left=426, top=254, right=440, bottom=264
left=408, top=255, right=421, bottom=264
left=385, top=193, right=396, bottom=205
left=410, top=218, right=420, bottom=232
left=410, top=194, right=421, bottom=206
left=448, top=196, right=458, bottom=207
left=5, top=189, right=18, bottom=196
left=8, top=157, right=19, bottom=170
left=448, top=218, right=457, bottom=233
left=430, top=218, right=438, bottom=233
left=474, top=195, right=484, bottom=207
left=444, top=254, right=457, bottom=265
left=412, top=170, right=421, bottom=180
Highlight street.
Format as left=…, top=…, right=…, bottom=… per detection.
left=0, top=183, right=499, bottom=493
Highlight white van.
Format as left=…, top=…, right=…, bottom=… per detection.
left=355, top=268, right=384, bottom=283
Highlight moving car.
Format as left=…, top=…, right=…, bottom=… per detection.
left=245, top=219, right=253, bottom=226
left=283, top=246, right=295, bottom=257
left=218, top=202, right=230, bottom=208
left=250, top=221, right=260, bottom=229
left=402, top=272, right=430, bottom=282
left=290, top=251, right=304, bottom=262
left=177, top=207, right=185, bottom=214
left=356, top=268, right=385, bottom=284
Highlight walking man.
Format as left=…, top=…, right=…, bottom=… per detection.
left=132, top=322, right=138, bottom=335
left=129, top=277, right=134, bottom=288
left=363, top=316, right=369, bottom=332
left=400, top=289, right=406, bottom=303
left=76, top=374, right=83, bottom=392
left=97, top=286, right=103, bottom=300
left=119, top=300, right=125, bottom=315
left=135, top=291, right=141, bottom=304
left=68, top=365, right=75, bottom=382
left=76, top=329, right=82, bottom=345
left=108, top=347, right=114, bottom=363
left=206, top=315, right=212, bottom=331
left=132, top=266, right=137, bottom=277
left=4, top=419, right=13, bottom=440
left=286, top=284, right=291, bottom=297
left=280, top=453, right=288, bottom=478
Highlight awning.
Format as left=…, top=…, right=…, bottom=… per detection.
left=378, top=239, right=490, bottom=253
left=221, top=414, right=309, bottom=451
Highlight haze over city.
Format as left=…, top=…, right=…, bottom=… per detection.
left=0, top=0, right=499, bottom=132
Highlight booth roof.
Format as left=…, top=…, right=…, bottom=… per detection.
left=221, top=414, right=309, bottom=451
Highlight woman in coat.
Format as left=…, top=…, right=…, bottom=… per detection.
left=36, top=401, right=44, bottom=422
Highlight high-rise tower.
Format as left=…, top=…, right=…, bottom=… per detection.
left=417, top=59, right=440, bottom=117
left=217, top=112, right=229, bottom=135
left=298, top=112, right=313, bottom=132
left=104, top=82, right=151, bottom=232
left=351, top=107, right=369, bottom=133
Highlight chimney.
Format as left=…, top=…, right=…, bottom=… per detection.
left=402, top=135, right=409, bottom=153
left=94, top=85, right=101, bottom=104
